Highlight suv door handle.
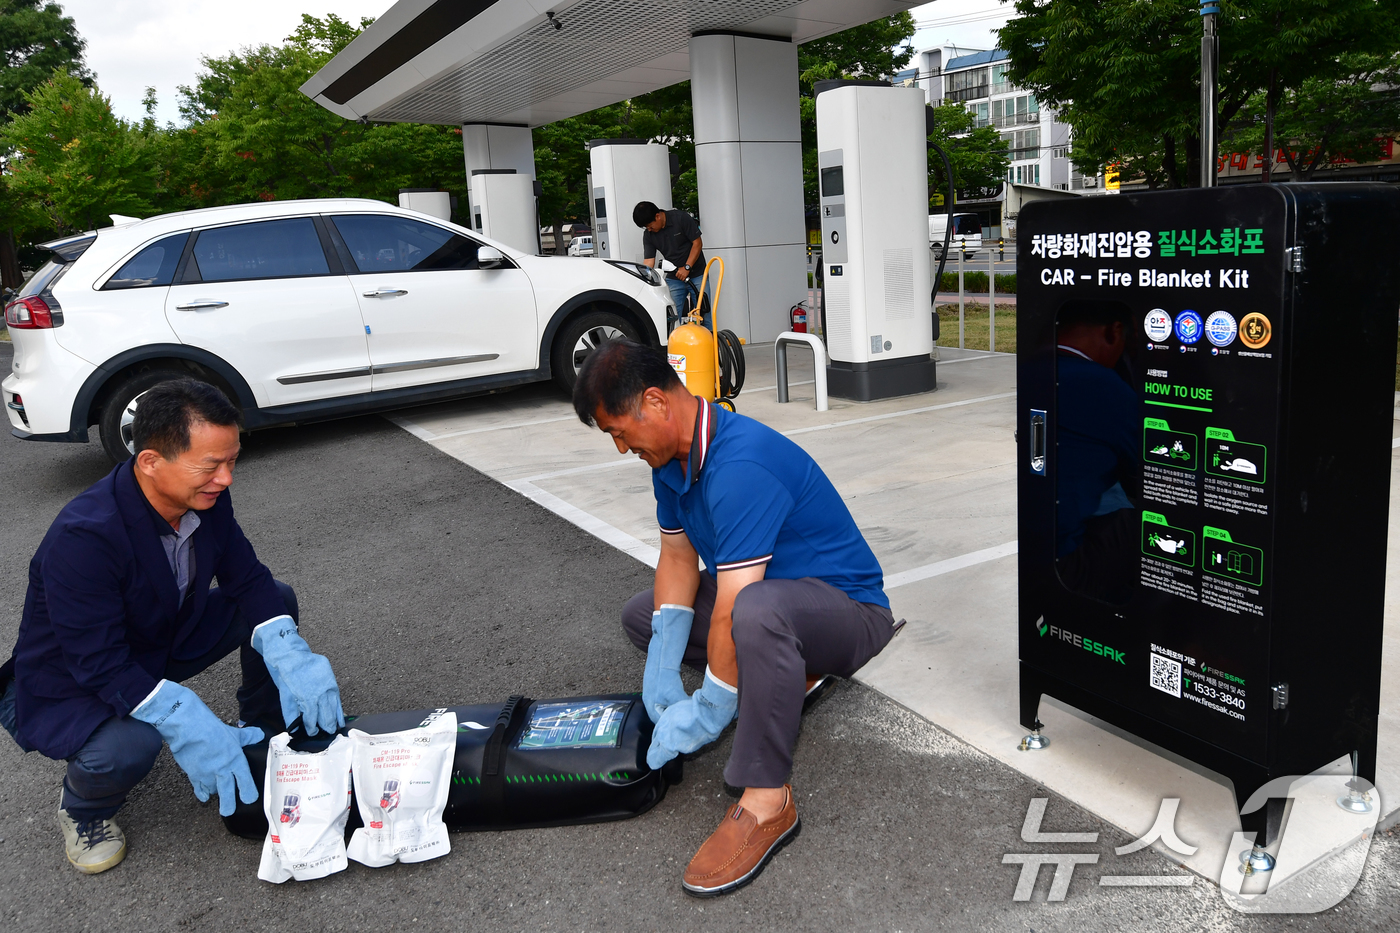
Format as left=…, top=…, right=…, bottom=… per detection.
left=175, top=300, right=229, bottom=311
left=363, top=287, right=408, bottom=298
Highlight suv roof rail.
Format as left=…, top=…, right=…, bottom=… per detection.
left=37, top=231, right=98, bottom=262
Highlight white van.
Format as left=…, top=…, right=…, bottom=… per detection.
left=567, top=235, right=594, bottom=257
left=929, top=213, right=983, bottom=257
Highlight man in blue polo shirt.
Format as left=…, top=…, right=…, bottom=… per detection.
left=573, top=339, right=896, bottom=897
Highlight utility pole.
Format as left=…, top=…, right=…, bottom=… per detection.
left=1200, top=2, right=1219, bottom=188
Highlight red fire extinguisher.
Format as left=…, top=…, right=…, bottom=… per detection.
left=790, top=303, right=808, bottom=333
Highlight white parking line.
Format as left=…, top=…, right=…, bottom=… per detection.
left=937, top=354, right=1002, bottom=365
left=523, top=458, right=648, bottom=483
left=1392, top=436, right=1400, bottom=450
left=386, top=412, right=577, bottom=442
left=504, top=390, right=1017, bottom=481
left=742, top=380, right=814, bottom=395
left=507, top=479, right=660, bottom=567
left=385, top=414, right=436, bottom=441
left=508, top=473, right=1012, bottom=589
left=781, top=391, right=1017, bottom=437
left=884, top=541, right=1018, bottom=589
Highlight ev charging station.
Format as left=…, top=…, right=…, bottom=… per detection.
left=397, top=188, right=452, bottom=221
left=815, top=82, right=936, bottom=401
left=469, top=169, right=540, bottom=255
left=1017, top=184, right=1400, bottom=853
left=588, top=140, right=674, bottom=264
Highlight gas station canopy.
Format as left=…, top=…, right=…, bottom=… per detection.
left=302, top=0, right=919, bottom=127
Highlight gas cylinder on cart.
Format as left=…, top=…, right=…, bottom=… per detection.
left=667, top=322, right=716, bottom=400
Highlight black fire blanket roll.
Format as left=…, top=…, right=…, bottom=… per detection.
left=224, top=693, right=680, bottom=840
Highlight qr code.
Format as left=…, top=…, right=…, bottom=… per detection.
left=1150, top=653, right=1182, bottom=697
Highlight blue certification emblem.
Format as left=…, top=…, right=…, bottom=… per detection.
left=1175, top=310, right=1203, bottom=345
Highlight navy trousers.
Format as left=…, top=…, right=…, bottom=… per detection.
left=15, top=582, right=298, bottom=823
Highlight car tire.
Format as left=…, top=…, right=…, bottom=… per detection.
left=98, top=366, right=216, bottom=462
left=551, top=311, right=638, bottom=395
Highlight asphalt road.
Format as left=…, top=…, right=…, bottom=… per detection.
left=0, top=342, right=1396, bottom=932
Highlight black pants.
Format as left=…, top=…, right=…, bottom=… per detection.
left=55, top=582, right=298, bottom=822
left=623, top=575, right=894, bottom=788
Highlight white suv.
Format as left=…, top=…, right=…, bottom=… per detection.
left=3, top=198, right=670, bottom=460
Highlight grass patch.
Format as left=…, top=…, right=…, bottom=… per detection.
left=0, top=327, right=9, bottom=342
left=936, top=303, right=1016, bottom=353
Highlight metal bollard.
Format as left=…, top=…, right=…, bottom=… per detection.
left=958, top=248, right=965, bottom=349
left=989, top=246, right=996, bottom=353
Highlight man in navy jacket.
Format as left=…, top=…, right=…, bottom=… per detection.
left=0, top=378, right=343, bottom=874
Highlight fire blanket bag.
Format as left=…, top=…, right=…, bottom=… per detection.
left=256, top=733, right=353, bottom=883
left=223, top=694, right=678, bottom=840
left=346, top=711, right=456, bottom=867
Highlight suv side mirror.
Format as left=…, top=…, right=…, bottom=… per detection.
left=478, top=246, right=505, bottom=269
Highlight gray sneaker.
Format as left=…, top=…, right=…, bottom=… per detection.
left=57, top=795, right=126, bottom=874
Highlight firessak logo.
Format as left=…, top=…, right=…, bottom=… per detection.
left=1039, top=621, right=1126, bottom=665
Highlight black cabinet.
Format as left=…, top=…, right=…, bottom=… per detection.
left=1017, top=184, right=1400, bottom=836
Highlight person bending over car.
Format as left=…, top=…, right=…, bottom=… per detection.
left=0, top=378, right=343, bottom=874
left=573, top=339, right=897, bottom=897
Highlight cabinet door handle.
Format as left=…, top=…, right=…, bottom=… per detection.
left=175, top=300, right=228, bottom=311
left=1029, top=409, right=1046, bottom=475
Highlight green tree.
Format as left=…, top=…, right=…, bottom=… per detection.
left=1225, top=52, right=1400, bottom=181
left=0, top=0, right=88, bottom=123
left=999, top=0, right=1400, bottom=188
left=1, top=71, right=156, bottom=234
left=925, top=102, right=1010, bottom=205
left=178, top=15, right=468, bottom=210
left=0, top=0, right=90, bottom=286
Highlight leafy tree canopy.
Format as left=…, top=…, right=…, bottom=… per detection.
left=1000, top=0, right=1400, bottom=187
left=0, top=0, right=89, bottom=123
left=1225, top=52, right=1400, bottom=181
left=1, top=70, right=155, bottom=233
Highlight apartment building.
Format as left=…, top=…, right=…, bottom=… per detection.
left=908, top=46, right=1097, bottom=192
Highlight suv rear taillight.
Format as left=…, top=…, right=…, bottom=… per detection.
left=5, top=296, right=61, bottom=329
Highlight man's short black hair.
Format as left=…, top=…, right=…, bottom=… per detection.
left=132, top=377, right=242, bottom=459
left=572, top=338, right=682, bottom=426
left=1057, top=299, right=1132, bottom=331
left=632, top=201, right=662, bottom=228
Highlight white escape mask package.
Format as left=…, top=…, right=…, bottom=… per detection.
left=257, top=732, right=354, bottom=883
left=346, top=711, right=456, bottom=867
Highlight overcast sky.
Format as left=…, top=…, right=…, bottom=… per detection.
left=60, top=0, right=389, bottom=125
left=64, top=0, right=1013, bottom=126
left=909, top=0, right=1015, bottom=57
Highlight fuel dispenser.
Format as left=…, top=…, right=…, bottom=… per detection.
left=469, top=169, right=539, bottom=255
left=588, top=139, right=673, bottom=263
left=1018, top=184, right=1400, bottom=861
left=815, top=82, right=936, bottom=401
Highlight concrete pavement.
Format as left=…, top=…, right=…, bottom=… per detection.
left=0, top=341, right=1397, bottom=931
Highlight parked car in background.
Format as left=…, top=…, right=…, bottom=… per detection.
left=3, top=198, right=669, bottom=460
left=567, top=235, right=594, bottom=257
left=929, top=213, right=983, bottom=257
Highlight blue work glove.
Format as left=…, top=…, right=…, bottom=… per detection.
left=642, top=604, right=694, bottom=723
left=251, top=615, right=345, bottom=737
left=646, top=667, right=738, bottom=770
left=131, top=679, right=264, bottom=817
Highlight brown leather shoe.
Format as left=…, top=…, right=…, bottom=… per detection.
left=682, top=786, right=800, bottom=897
